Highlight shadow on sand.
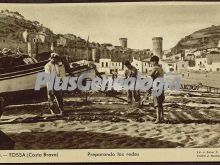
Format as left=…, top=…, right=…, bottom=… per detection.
left=9, top=131, right=184, bottom=149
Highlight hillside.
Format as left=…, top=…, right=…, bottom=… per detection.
left=0, top=9, right=151, bottom=63
left=172, top=25, right=220, bottom=54
left=0, top=10, right=53, bottom=51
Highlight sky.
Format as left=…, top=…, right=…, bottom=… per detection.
left=1, top=2, right=220, bottom=50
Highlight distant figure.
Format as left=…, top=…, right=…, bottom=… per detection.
left=124, top=60, right=140, bottom=105
left=112, top=70, right=118, bottom=80
left=149, top=56, right=165, bottom=124
left=44, top=53, right=66, bottom=116
left=182, top=73, right=184, bottom=77
left=187, top=71, right=190, bottom=77
left=206, top=71, right=208, bottom=77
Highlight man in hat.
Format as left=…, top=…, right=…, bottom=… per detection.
left=124, top=60, right=141, bottom=105
left=44, top=53, right=66, bottom=115
left=149, top=56, right=165, bottom=123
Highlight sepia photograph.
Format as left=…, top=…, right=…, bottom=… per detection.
left=0, top=1, right=220, bottom=162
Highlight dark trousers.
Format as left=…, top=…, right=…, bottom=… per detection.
left=48, top=90, right=64, bottom=112
left=127, top=90, right=140, bottom=103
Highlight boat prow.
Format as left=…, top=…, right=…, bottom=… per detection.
left=0, top=60, right=97, bottom=105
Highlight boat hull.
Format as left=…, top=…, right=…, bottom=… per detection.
left=0, top=61, right=97, bottom=105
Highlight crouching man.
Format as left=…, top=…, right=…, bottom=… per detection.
left=44, top=53, right=66, bottom=116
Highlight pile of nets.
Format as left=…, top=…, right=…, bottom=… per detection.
left=0, top=48, right=31, bottom=68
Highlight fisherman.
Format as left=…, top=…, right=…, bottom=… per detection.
left=44, top=53, right=66, bottom=116
left=149, top=56, right=165, bottom=123
left=124, top=60, right=140, bottom=106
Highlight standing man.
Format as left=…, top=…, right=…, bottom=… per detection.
left=124, top=60, right=140, bottom=105
left=112, top=70, right=118, bottom=80
left=150, top=56, right=165, bottom=123
left=44, top=53, right=66, bottom=115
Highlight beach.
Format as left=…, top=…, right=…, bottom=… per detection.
left=0, top=89, right=220, bottom=149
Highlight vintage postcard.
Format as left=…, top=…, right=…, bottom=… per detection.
left=0, top=1, right=220, bottom=163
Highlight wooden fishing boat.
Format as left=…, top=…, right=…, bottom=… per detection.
left=0, top=58, right=97, bottom=105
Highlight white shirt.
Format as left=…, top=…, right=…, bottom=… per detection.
left=44, top=61, right=66, bottom=78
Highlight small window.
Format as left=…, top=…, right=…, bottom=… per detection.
left=112, top=63, right=114, bottom=66
left=217, top=68, right=220, bottom=71
left=182, top=64, right=184, bottom=67
left=102, top=62, right=104, bottom=67
left=106, top=62, right=108, bottom=67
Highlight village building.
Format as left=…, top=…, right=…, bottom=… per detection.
left=110, top=59, right=123, bottom=74
left=96, top=57, right=123, bottom=75
left=194, top=57, right=208, bottom=71
left=176, top=60, right=189, bottom=71
left=56, top=35, right=68, bottom=47
left=207, top=53, right=220, bottom=71
left=131, top=56, right=152, bottom=74
left=160, top=59, right=177, bottom=73
left=171, top=53, right=184, bottom=61
left=185, top=54, right=195, bottom=61
left=131, top=57, right=143, bottom=73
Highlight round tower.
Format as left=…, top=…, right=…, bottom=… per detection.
left=119, top=38, right=127, bottom=48
left=152, top=37, right=163, bottom=59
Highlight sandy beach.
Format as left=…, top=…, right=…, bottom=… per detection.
left=0, top=90, right=220, bottom=149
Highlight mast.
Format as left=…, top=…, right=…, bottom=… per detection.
left=87, top=35, right=89, bottom=62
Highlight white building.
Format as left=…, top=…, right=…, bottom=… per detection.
left=176, top=60, right=189, bottom=71
left=207, top=54, right=220, bottom=71
left=131, top=57, right=152, bottom=74
left=160, top=60, right=177, bottom=73
left=194, top=50, right=203, bottom=57
left=111, top=60, right=123, bottom=73
left=194, top=57, right=208, bottom=71
left=96, top=58, right=123, bottom=75
left=191, top=54, right=220, bottom=71
left=98, top=58, right=111, bottom=74
left=207, top=48, right=219, bottom=53
left=172, top=53, right=183, bottom=61
left=131, top=57, right=143, bottom=73
left=185, top=49, right=197, bottom=56
left=131, top=57, right=188, bottom=74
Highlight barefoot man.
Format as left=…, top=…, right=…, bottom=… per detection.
left=150, top=56, right=165, bottom=123
left=44, top=53, right=66, bottom=115
left=124, top=60, right=141, bottom=106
